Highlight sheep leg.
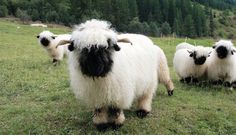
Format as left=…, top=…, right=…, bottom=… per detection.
left=52, top=59, right=59, bottom=66
left=184, top=77, right=192, bottom=84
left=210, top=80, right=223, bottom=85
left=192, top=78, right=199, bottom=84
left=136, top=92, right=153, bottom=118
left=93, top=108, right=109, bottom=131
left=223, top=81, right=231, bottom=87
left=108, top=107, right=125, bottom=130
left=231, top=81, right=236, bottom=89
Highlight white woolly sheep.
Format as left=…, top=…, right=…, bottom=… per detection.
left=206, top=40, right=236, bottom=88
left=173, top=46, right=210, bottom=83
left=37, top=30, right=71, bottom=65
left=176, top=42, right=195, bottom=51
left=57, top=19, right=160, bottom=130
left=31, top=23, right=47, bottom=28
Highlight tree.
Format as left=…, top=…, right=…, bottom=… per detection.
left=183, top=15, right=196, bottom=38
left=128, top=0, right=138, bottom=18
left=142, top=22, right=150, bottom=35
left=0, top=6, right=8, bottom=17
left=16, top=8, right=31, bottom=23
left=161, top=22, right=171, bottom=36
left=209, top=9, right=215, bottom=37
left=127, top=17, right=144, bottom=34
left=149, top=22, right=161, bottom=37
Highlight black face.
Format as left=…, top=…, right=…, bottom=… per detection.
left=194, top=56, right=206, bottom=65
left=79, top=45, right=114, bottom=78
left=40, top=37, right=50, bottom=46
left=192, top=52, right=206, bottom=65
left=216, top=46, right=228, bottom=59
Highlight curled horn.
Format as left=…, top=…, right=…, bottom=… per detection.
left=56, top=40, right=71, bottom=48
left=117, top=37, right=132, bottom=45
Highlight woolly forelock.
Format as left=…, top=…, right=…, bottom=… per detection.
left=193, top=46, right=209, bottom=58
left=72, top=19, right=118, bottom=50
left=39, top=30, right=55, bottom=40
left=214, top=40, right=234, bottom=51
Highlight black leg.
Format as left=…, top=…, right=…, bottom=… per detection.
left=52, top=59, right=58, bottom=66
left=94, top=108, right=109, bottom=131
left=167, top=90, right=174, bottom=96
left=108, top=107, right=123, bottom=130
left=192, top=78, right=199, bottom=84
left=231, top=81, right=236, bottom=89
left=180, top=78, right=184, bottom=83
left=223, top=81, right=231, bottom=87
left=184, top=77, right=192, bottom=84
left=136, top=109, right=149, bottom=119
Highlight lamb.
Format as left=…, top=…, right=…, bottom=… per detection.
left=176, top=42, right=195, bottom=51
left=37, top=30, right=71, bottom=65
left=31, top=23, right=47, bottom=28
left=57, top=19, right=160, bottom=130
left=206, top=40, right=236, bottom=88
left=173, top=46, right=210, bottom=83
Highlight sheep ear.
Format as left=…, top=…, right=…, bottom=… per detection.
left=51, top=36, right=57, bottom=39
left=208, top=51, right=212, bottom=57
left=107, top=39, right=120, bottom=51
left=68, top=42, right=75, bottom=51
left=37, top=35, right=39, bottom=38
left=231, top=49, right=236, bottom=55
left=56, top=39, right=71, bottom=48
left=187, top=50, right=193, bottom=57
left=117, top=38, right=132, bottom=45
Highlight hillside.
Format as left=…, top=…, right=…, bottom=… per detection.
left=0, top=20, right=236, bottom=134
left=0, top=0, right=236, bottom=38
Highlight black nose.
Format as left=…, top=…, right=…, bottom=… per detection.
left=40, top=38, right=50, bottom=46
left=194, top=56, right=206, bottom=65
left=216, top=46, right=228, bottom=59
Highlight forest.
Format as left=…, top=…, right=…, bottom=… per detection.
left=0, top=0, right=236, bottom=38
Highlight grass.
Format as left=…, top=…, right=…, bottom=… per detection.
left=0, top=20, right=235, bottom=135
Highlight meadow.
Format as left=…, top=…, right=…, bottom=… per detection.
left=0, top=19, right=235, bottom=135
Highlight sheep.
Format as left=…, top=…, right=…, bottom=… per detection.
left=176, top=42, right=195, bottom=51
left=173, top=46, right=210, bottom=83
left=37, top=30, right=71, bottom=65
left=31, top=23, right=47, bottom=28
left=117, top=35, right=174, bottom=96
left=206, top=40, right=236, bottom=88
left=57, top=19, right=160, bottom=130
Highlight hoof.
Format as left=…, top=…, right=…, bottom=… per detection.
left=223, top=82, right=231, bottom=87
left=231, top=81, right=236, bottom=89
left=211, top=80, right=222, bottom=85
left=167, top=90, right=174, bottom=96
left=111, top=123, right=123, bottom=130
left=184, top=77, right=192, bottom=84
left=192, top=78, right=199, bottom=83
left=136, top=109, right=149, bottom=118
left=94, top=123, right=109, bottom=131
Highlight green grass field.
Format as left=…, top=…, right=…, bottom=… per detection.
left=0, top=20, right=235, bottom=135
